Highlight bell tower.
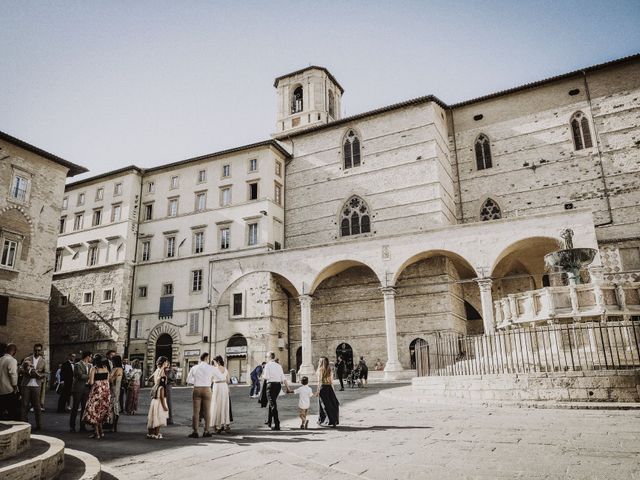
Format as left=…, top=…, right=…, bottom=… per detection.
left=273, top=66, right=344, bottom=135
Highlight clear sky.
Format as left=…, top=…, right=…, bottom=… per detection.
left=2, top=1, right=639, bottom=181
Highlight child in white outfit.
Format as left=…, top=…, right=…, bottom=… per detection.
left=294, top=376, right=313, bottom=429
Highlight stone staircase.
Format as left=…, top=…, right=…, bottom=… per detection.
left=0, top=421, right=104, bottom=480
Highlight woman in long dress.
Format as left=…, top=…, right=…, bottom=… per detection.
left=316, top=356, right=339, bottom=427
left=125, top=360, right=142, bottom=414
left=210, top=355, right=231, bottom=434
left=109, top=355, right=124, bottom=432
left=146, top=364, right=169, bottom=439
left=83, top=354, right=112, bottom=439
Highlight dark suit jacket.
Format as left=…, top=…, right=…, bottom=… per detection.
left=72, top=361, right=90, bottom=393
left=61, top=361, right=74, bottom=385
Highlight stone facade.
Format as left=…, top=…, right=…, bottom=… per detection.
left=0, top=131, right=85, bottom=366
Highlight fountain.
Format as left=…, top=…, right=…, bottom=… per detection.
left=544, top=228, right=597, bottom=285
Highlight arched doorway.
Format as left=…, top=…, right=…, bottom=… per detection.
left=226, top=334, right=248, bottom=383
left=295, top=347, right=302, bottom=371
left=409, top=338, right=426, bottom=369
left=336, top=342, right=354, bottom=372
left=155, top=333, right=173, bottom=365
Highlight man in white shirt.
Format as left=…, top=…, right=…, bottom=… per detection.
left=186, top=352, right=215, bottom=438
left=0, top=343, right=18, bottom=420
left=263, top=351, right=291, bottom=431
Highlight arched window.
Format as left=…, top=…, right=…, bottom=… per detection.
left=340, top=196, right=371, bottom=237
left=328, top=90, right=335, bottom=118
left=474, top=134, right=492, bottom=170
left=291, top=86, right=303, bottom=114
left=343, top=130, right=361, bottom=169
left=570, top=111, right=593, bottom=150
left=480, top=198, right=501, bottom=221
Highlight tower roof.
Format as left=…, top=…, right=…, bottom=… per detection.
left=274, top=66, right=345, bottom=94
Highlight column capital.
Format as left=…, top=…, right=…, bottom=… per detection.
left=298, top=294, right=313, bottom=306
left=380, top=286, right=397, bottom=297
left=474, top=277, right=493, bottom=290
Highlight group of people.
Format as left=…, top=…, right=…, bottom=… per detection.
left=334, top=355, right=370, bottom=390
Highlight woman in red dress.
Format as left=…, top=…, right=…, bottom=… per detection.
left=82, top=354, right=112, bottom=439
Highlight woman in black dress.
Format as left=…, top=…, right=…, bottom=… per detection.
left=316, top=356, right=339, bottom=427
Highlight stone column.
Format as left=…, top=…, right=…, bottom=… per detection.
left=381, top=287, right=403, bottom=376
left=298, top=295, right=315, bottom=377
left=476, top=278, right=495, bottom=334
left=589, top=265, right=605, bottom=314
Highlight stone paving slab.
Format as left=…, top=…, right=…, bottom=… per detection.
left=29, top=383, right=640, bottom=479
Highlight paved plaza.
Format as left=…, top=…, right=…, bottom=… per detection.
left=30, top=383, right=640, bottom=479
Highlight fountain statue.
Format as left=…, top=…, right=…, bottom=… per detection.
left=544, top=228, right=597, bottom=285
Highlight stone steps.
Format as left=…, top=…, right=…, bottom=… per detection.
left=0, top=422, right=109, bottom=480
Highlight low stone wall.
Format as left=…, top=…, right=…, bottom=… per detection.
left=412, top=370, right=640, bottom=402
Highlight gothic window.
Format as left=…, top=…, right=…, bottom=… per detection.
left=328, top=90, right=335, bottom=118
left=474, top=134, right=492, bottom=170
left=291, top=86, right=303, bottom=113
left=570, top=111, right=593, bottom=151
left=480, top=198, right=501, bottom=221
left=340, top=196, right=371, bottom=237
left=343, top=130, right=361, bottom=169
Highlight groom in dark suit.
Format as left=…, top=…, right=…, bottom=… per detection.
left=69, top=351, right=91, bottom=432
left=57, top=353, right=75, bottom=412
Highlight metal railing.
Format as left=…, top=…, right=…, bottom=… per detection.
left=415, top=321, right=640, bottom=377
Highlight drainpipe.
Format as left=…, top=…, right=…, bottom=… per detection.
left=124, top=170, right=144, bottom=357
left=582, top=70, right=613, bottom=227
left=450, top=108, right=465, bottom=223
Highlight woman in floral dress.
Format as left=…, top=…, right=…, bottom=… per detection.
left=82, top=354, right=112, bottom=439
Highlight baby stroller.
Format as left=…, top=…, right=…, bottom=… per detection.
left=347, top=365, right=362, bottom=388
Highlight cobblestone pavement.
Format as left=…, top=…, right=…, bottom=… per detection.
left=35, top=383, right=640, bottom=479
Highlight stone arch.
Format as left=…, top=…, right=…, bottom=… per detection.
left=309, top=259, right=382, bottom=295
left=0, top=206, right=35, bottom=260
left=216, top=270, right=300, bottom=304
left=146, top=322, right=181, bottom=375
left=393, top=249, right=477, bottom=285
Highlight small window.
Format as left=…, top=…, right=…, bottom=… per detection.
left=221, top=187, right=231, bottom=206
left=59, top=216, right=66, bottom=234
left=73, top=213, right=83, bottom=231
left=82, top=291, right=94, bottom=305
left=114, top=183, right=123, bottom=196
left=197, top=169, right=207, bottom=183
left=249, top=158, right=258, bottom=172
left=54, top=250, right=63, bottom=272
left=480, top=198, right=502, bottom=221
left=274, top=183, right=282, bottom=205
left=193, top=231, right=204, bottom=254
left=77, top=192, right=85, bottom=206
left=343, top=130, right=361, bottom=169
left=195, top=192, right=206, bottom=212
left=133, top=319, right=141, bottom=338
left=232, top=293, right=243, bottom=316
left=188, top=312, right=200, bottom=335
left=95, top=187, right=104, bottom=201
left=102, top=288, right=113, bottom=302
left=1, top=240, right=18, bottom=268
left=138, top=285, right=148, bottom=298
left=87, top=245, right=99, bottom=266
left=220, top=227, right=230, bottom=250
left=340, top=196, right=371, bottom=237
left=222, top=164, right=230, bottom=178
left=570, top=111, right=593, bottom=151
left=111, top=204, right=122, bottom=222
left=248, top=182, right=258, bottom=201
left=92, top=209, right=102, bottom=227
left=191, top=269, right=203, bottom=292
left=10, top=174, right=29, bottom=202
left=166, top=236, right=176, bottom=258
left=170, top=176, right=179, bottom=189
left=141, top=241, right=151, bottom=261
left=62, top=196, right=68, bottom=210
left=291, top=86, right=303, bottom=114
left=474, top=134, right=492, bottom=170
left=163, top=283, right=174, bottom=296
left=147, top=181, right=155, bottom=194
left=247, top=223, right=258, bottom=246
left=58, top=294, right=68, bottom=307
left=275, top=161, right=282, bottom=177
left=328, top=90, right=335, bottom=118
left=168, top=198, right=178, bottom=217
left=144, top=203, right=153, bottom=221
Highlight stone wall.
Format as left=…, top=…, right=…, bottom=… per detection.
left=412, top=370, right=640, bottom=402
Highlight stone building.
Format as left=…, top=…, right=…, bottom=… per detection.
left=0, top=130, right=86, bottom=364
left=51, top=53, right=640, bottom=381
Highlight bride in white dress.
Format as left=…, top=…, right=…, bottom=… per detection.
left=210, top=355, right=231, bottom=433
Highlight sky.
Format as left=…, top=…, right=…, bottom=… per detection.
left=1, top=1, right=639, bottom=181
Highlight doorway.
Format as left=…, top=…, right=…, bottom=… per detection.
left=226, top=334, right=248, bottom=383
left=336, top=342, right=354, bottom=371
left=155, top=333, right=173, bottom=365
left=409, top=338, right=426, bottom=369
left=295, top=347, right=302, bottom=371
